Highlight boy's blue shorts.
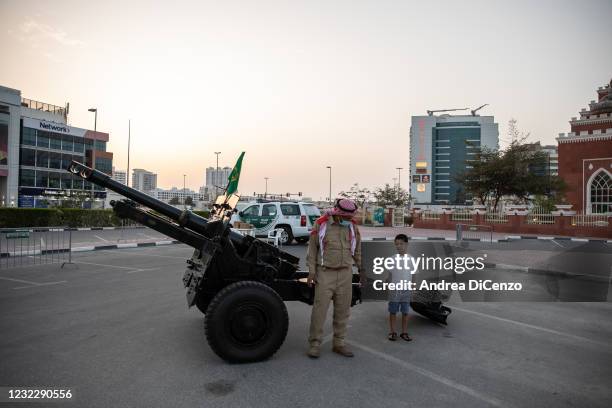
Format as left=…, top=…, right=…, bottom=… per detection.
left=388, top=302, right=409, bottom=314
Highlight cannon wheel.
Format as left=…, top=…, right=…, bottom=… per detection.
left=205, top=281, right=289, bottom=363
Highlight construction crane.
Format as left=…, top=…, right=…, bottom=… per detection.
left=426, top=108, right=469, bottom=116
left=470, top=104, right=489, bottom=116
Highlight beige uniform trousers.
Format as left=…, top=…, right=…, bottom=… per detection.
left=308, top=266, right=353, bottom=348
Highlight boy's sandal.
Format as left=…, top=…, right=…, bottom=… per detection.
left=400, top=333, right=412, bottom=342
left=388, top=332, right=398, bottom=341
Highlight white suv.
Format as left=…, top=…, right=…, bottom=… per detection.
left=230, top=201, right=321, bottom=244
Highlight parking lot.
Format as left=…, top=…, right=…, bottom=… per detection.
left=1, top=242, right=611, bottom=408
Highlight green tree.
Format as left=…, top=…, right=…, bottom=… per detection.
left=338, top=183, right=372, bottom=208
left=457, top=120, right=566, bottom=210
left=184, top=196, right=194, bottom=206
left=169, top=197, right=180, bottom=205
left=373, top=184, right=410, bottom=207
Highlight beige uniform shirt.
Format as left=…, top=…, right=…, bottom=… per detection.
left=307, top=220, right=362, bottom=278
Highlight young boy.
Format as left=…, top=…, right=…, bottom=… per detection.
left=388, top=234, right=412, bottom=342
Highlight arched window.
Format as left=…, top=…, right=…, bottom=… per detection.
left=590, top=171, right=611, bottom=214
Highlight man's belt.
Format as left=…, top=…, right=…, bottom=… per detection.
left=322, top=265, right=351, bottom=271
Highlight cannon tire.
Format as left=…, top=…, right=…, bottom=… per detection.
left=205, top=281, right=288, bottom=363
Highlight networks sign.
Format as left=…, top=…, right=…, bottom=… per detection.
left=22, top=117, right=88, bottom=137
left=39, top=122, right=69, bottom=134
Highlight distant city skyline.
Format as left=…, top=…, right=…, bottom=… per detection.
left=1, top=0, right=611, bottom=199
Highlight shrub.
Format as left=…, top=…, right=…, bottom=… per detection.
left=0, top=208, right=124, bottom=228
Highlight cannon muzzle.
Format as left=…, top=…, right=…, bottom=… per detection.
left=68, top=161, right=238, bottom=241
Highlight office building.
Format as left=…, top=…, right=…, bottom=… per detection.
left=131, top=168, right=157, bottom=192
left=526, top=142, right=558, bottom=177
left=409, top=112, right=499, bottom=205
left=112, top=168, right=127, bottom=185
left=205, top=166, right=232, bottom=189
left=0, top=85, right=113, bottom=208
left=150, top=187, right=205, bottom=203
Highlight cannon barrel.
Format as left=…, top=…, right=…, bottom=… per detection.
left=68, top=160, right=242, bottom=242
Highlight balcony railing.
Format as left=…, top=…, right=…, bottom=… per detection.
left=21, top=98, right=67, bottom=117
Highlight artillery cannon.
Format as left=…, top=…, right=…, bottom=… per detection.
left=68, top=161, right=361, bottom=363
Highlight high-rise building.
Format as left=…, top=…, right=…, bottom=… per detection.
left=409, top=112, right=499, bottom=205
left=526, top=142, right=558, bottom=177
left=205, top=166, right=232, bottom=189
left=0, top=85, right=113, bottom=208
left=111, top=167, right=127, bottom=185
left=541, top=145, right=559, bottom=177
left=557, top=79, right=612, bottom=214
left=131, top=168, right=157, bottom=192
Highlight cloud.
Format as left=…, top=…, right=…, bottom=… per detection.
left=12, top=18, right=85, bottom=48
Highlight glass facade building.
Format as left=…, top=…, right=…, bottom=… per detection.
left=17, top=118, right=112, bottom=207
left=410, top=114, right=499, bottom=206
left=432, top=122, right=482, bottom=204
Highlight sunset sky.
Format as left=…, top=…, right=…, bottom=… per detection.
left=1, top=0, right=611, bottom=200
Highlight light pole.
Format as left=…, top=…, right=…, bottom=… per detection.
left=396, top=167, right=403, bottom=203
left=214, top=152, right=221, bottom=199
left=127, top=119, right=131, bottom=187
left=264, top=177, right=269, bottom=199
left=326, top=166, right=332, bottom=203
left=88, top=108, right=97, bottom=202
left=183, top=174, right=187, bottom=209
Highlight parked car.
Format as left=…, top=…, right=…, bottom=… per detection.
left=230, top=201, right=321, bottom=244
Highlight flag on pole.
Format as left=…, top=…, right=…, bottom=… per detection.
left=226, top=152, right=245, bottom=195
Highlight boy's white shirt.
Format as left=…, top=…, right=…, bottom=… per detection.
left=387, top=252, right=414, bottom=302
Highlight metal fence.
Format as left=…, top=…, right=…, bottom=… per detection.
left=421, top=211, right=441, bottom=220
left=526, top=206, right=555, bottom=225
left=451, top=209, right=472, bottom=222
left=0, top=228, right=74, bottom=269
left=571, top=213, right=609, bottom=227
left=456, top=224, right=493, bottom=242
left=484, top=210, right=509, bottom=224
left=392, top=208, right=405, bottom=227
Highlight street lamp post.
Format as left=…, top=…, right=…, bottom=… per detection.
left=396, top=167, right=403, bottom=203
left=127, top=119, right=131, bottom=187
left=88, top=108, right=97, bottom=202
left=214, top=152, right=221, bottom=199
left=326, top=166, right=332, bottom=203
left=264, top=177, right=269, bottom=199
left=183, top=174, right=187, bottom=209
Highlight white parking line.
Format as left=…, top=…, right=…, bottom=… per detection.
left=551, top=240, right=565, bottom=248
left=13, top=281, right=67, bottom=290
left=73, top=260, right=161, bottom=274
left=347, top=340, right=509, bottom=408
left=452, top=306, right=612, bottom=350
left=0, top=276, right=45, bottom=285
left=94, top=235, right=110, bottom=243
left=127, top=267, right=162, bottom=274
left=120, top=251, right=187, bottom=260
left=0, top=276, right=67, bottom=289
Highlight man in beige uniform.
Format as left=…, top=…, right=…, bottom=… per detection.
left=306, top=198, right=366, bottom=358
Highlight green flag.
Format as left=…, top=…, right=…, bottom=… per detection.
left=226, top=152, right=245, bottom=195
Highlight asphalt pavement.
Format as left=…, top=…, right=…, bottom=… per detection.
left=0, top=243, right=611, bottom=408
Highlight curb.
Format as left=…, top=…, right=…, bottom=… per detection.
left=72, top=240, right=182, bottom=252
left=1, top=226, right=146, bottom=233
